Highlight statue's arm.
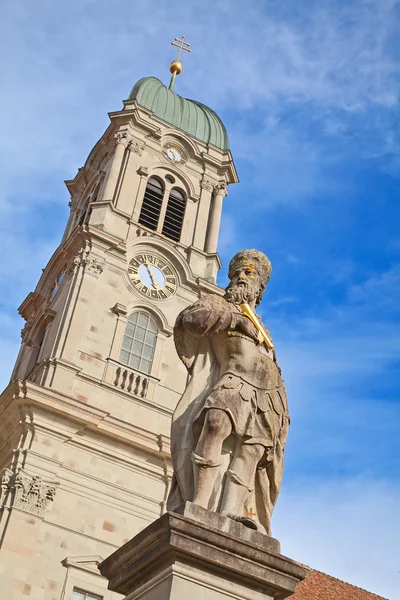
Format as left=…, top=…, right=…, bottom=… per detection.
left=180, top=296, right=259, bottom=340
left=181, top=303, right=232, bottom=336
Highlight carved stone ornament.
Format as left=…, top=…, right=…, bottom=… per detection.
left=85, top=256, right=105, bottom=278
left=66, top=242, right=91, bottom=276
left=201, top=178, right=214, bottom=192
left=128, top=139, right=145, bottom=156
left=135, top=226, right=155, bottom=238
left=1, top=469, right=57, bottom=517
left=1, top=468, right=13, bottom=494
left=114, top=131, right=131, bottom=148
left=68, top=199, right=79, bottom=214
left=214, top=181, right=228, bottom=197
left=21, top=319, right=34, bottom=343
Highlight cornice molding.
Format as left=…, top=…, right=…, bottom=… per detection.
left=1, top=380, right=171, bottom=458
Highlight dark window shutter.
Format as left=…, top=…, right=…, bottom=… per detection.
left=139, top=178, right=164, bottom=231
left=162, top=188, right=186, bottom=241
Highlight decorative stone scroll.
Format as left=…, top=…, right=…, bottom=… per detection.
left=67, top=244, right=89, bottom=277
left=66, top=242, right=104, bottom=278
left=1, top=469, right=57, bottom=517
left=0, top=468, right=14, bottom=505
left=135, top=226, right=155, bottom=238
left=128, top=139, right=145, bottom=156
left=68, top=199, right=80, bottom=215
left=21, top=320, right=34, bottom=343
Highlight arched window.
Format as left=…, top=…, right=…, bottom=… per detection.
left=162, top=187, right=186, bottom=241
left=139, top=178, right=164, bottom=231
left=119, top=311, right=158, bottom=374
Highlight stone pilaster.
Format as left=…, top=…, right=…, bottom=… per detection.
left=101, top=130, right=131, bottom=203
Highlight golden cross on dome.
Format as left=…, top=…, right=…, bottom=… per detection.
left=171, top=35, right=191, bottom=61
left=168, top=35, right=192, bottom=91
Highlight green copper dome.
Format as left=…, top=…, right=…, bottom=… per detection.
left=127, top=77, right=229, bottom=151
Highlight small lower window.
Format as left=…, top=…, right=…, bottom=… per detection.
left=72, top=589, right=103, bottom=600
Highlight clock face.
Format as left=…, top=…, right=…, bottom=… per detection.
left=163, top=142, right=187, bottom=165
left=167, top=147, right=182, bottom=162
left=128, top=253, right=177, bottom=300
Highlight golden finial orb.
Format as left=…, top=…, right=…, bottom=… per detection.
left=168, top=36, right=191, bottom=91
left=170, top=60, right=183, bottom=75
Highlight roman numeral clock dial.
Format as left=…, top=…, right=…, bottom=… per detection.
left=128, top=253, right=177, bottom=300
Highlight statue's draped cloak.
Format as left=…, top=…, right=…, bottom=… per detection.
left=167, top=294, right=289, bottom=535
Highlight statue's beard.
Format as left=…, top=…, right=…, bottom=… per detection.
left=225, top=282, right=258, bottom=305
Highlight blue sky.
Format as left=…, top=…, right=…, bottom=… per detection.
left=1, top=0, right=399, bottom=597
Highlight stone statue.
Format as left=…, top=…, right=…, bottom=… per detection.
left=167, top=249, right=289, bottom=535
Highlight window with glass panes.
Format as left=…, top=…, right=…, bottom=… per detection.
left=119, top=312, right=157, bottom=374
left=72, top=589, right=102, bottom=600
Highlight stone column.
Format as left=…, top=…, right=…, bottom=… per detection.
left=205, top=181, right=228, bottom=254
left=99, top=503, right=310, bottom=600
left=102, top=131, right=131, bottom=204
left=192, top=178, right=213, bottom=250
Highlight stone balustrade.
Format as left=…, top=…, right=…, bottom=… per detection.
left=113, top=365, right=149, bottom=397
left=103, top=358, right=156, bottom=399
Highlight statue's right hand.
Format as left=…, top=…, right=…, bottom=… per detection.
left=231, top=313, right=260, bottom=342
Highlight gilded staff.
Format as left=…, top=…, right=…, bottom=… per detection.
left=240, top=303, right=274, bottom=350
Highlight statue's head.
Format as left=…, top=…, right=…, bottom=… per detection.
left=225, top=249, right=272, bottom=306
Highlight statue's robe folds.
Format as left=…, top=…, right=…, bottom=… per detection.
left=167, top=293, right=289, bottom=535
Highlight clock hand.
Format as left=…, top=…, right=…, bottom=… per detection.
left=145, top=263, right=159, bottom=289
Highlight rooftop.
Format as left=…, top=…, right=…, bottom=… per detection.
left=126, top=76, right=230, bottom=151
left=293, top=570, right=388, bottom=600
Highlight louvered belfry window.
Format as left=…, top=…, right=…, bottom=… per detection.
left=139, top=177, right=164, bottom=231
left=162, top=187, right=186, bottom=241
left=119, top=312, right=158, bottom=375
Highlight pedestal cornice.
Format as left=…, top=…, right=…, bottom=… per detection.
left=99, top=504, right=310, bottom=599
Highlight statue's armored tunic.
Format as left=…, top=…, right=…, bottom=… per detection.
left=182, top=294, right=288, bottom=449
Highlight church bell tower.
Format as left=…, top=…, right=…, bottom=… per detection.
left=0, top=39, right=238, bottom=600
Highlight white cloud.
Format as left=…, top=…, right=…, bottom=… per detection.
left=348, top=264, right=400, bottom=311
left=1, top=0, right=399, bottom=206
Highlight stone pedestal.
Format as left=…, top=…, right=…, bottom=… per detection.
left=99, top=503, right=310, bottom=600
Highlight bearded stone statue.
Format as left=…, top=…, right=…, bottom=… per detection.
left=167, top=249, right=289, bottom=536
